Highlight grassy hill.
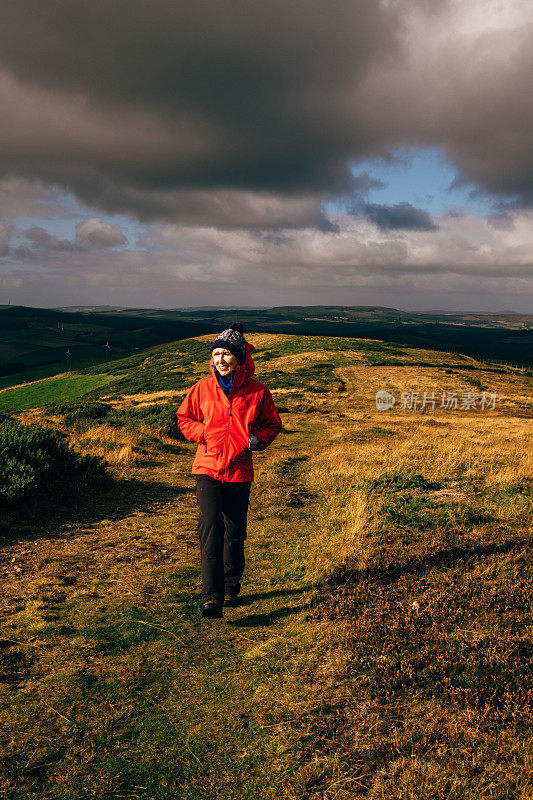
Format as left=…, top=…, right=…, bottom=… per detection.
left=0, top=333, right=532, bottom=799
left=1, top=305, right=532, bottom=395
left=72, top=304, right=533, bottom=368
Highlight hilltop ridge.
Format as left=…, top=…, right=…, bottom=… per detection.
left=1, top=305, right=532, bottom=395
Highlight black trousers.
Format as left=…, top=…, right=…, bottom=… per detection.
left=194, top=475, right=251, bottom=604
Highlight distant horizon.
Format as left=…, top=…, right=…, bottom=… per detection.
left=1, top=302, right=532, bottom=318
left=51, top=303, right=533, bottom=316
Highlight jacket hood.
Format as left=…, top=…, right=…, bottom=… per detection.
left=210, top=340, right=255, bottom=390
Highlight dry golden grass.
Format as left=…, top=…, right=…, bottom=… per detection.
left=306, top=487, right=374, bottom=578
left=305, top=376, right=532, bottom=579
left=68, top=423, right=139, bottom=465
left=336, top=361, right=529, bottom=408
left=269, top=349, right=533, bottom=799
left=12, top=409, right=46, bottom=424
left=106, top=389, right=187, bottom=407
left=260, top=350, right=359, bottom=371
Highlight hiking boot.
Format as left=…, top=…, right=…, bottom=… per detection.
left=201, top=601, right=223, bottom=618
left=223, top=594, right=239, bottom=607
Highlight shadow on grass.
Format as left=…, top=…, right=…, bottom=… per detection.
left=0, top=478, right=191, bottom=545
left=238, top=585, right=313, bottom=604
left=171, top=586, right=310, bottom=605
left=230, top=603, right=307, bottom=627
left=322, top=533, right=532, bottom=594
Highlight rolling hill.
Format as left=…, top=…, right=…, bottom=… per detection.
left=1, top=305, right=532, bottom=395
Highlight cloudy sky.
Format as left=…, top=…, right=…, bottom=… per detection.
left=1, top=0, right=533, bottom=311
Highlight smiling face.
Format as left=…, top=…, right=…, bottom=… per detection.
left=212, top=347, right=239, bottom=376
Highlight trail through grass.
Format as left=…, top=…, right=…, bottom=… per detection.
left=0, top=412, right=323, bottom=799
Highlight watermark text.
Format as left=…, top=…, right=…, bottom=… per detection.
left=376, top=389, right=498, bottom=411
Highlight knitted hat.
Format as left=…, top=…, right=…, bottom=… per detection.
left=210, top=322, right=246, bottom=364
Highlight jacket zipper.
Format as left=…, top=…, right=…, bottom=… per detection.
left=214, top=363, right=240, bottom=480
left=222, top=398, right=232, bottom=480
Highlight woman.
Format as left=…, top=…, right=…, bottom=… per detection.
left=176, top=323, right=282, bottom=618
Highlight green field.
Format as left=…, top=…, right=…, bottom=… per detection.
left=0, top=373, right=120, bottom=412
left=0, top=306, right=219, bottom=391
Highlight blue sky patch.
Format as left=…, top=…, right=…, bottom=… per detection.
left=325, top=148, right=495, bottom=219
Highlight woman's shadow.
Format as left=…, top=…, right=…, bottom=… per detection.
left=227, top=585, right=313, bottom=627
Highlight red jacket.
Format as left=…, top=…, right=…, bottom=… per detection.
left=176, top=342, right=282, bottom=482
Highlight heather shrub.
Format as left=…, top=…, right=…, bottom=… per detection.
left=113, top=403, right=184, bottom=440
left=62, top=400, right=111, bottom=426
left=0, top=418, right=110, bottom=507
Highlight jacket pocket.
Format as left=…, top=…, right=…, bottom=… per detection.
left=203, top=436, right=221, bottom=457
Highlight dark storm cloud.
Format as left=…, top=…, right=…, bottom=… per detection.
left=0, top=0, right=397, bottom=225
left=338, top=178, right=437, bottom=230
left=0, top=1, right=532, bottom=225
left=358, top=1, right=533, bottom=205
left=350, top=173, right=387, bottom=195
left=363, top=202, right=437, bottom=231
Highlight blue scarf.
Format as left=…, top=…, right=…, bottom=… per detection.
left=215, top=369, right=233, bottom=395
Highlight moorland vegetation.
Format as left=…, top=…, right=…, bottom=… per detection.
left=0, top=332, right=531, bottom=799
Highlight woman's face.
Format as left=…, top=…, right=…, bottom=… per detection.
left=212, top=348, right=239, bottom=376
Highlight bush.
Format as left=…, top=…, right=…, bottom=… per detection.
left=115, top=404, right=184, bottom=440
left=0, top=418, right=110, bottom=508
left=62, top=401, right=111, bottom=426
left=40, top=399, right=112, bottom=428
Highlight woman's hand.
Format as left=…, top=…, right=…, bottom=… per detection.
left=249, top=434, right=260, bottom=451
